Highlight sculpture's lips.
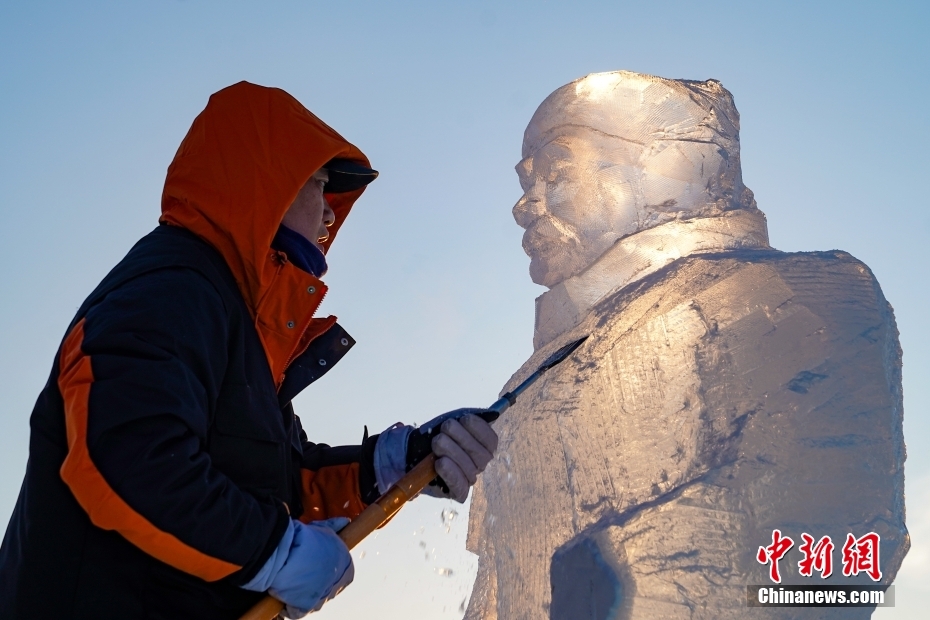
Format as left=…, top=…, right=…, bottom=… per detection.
left=522, top=219, right=577, bottom=259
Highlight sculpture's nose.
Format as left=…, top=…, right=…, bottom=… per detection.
left=513, top=180, right=546, bottom=228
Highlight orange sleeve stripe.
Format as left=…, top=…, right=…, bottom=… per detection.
left=57, top=319, right=241, bottom=582
left=298, top=464, right=366, bottom=524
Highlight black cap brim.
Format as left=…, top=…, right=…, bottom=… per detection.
left=324, top=158, right=379, bottom=193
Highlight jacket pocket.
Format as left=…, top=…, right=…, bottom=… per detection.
left=208, top=383, right=289, bottom=500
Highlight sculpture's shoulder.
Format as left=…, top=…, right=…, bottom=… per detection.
left=694, top=248, right=897, bottom=337
left=699, top=247, right=889, bottom=302
left=506, top=248, right=898, bottom=394
left=589, top=247, right=895, bottom=333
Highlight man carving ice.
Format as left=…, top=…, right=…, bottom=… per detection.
left=465, top=71, right=907, bottom=619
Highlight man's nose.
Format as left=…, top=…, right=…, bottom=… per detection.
left=317, top=202, right=336, bottom=244
left=512, top=180, right=547, bottom=228
left=322, top=202, right=336, bottom=228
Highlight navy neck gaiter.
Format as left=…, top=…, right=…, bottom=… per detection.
left=271, top=225, right=328, bottom=277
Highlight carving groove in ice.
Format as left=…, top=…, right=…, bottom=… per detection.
left=466, top=71, right=908, bottom=619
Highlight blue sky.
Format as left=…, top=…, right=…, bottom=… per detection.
left=1, top=1, right=927, bottom=617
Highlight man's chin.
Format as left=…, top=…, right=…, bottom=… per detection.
left=529, top=258, right=577, bottom=288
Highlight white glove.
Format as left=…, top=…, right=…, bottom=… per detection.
left=240, top=517, right=353, bottom=618
left=373, top=408, right=499, bottom=503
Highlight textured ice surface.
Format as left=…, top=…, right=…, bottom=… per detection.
left=466, top=71, right=907, bottom=619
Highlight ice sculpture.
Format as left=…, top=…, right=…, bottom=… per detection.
left=465, top=71, right=907, bottom=619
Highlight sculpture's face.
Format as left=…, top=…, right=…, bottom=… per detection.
left=515, top=125, right=726, bottom=287
left=514, top=128, right=641, bottom=287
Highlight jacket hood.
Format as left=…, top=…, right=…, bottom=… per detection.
left=160, top=81, right=372, bottom=386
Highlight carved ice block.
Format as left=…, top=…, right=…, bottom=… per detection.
left=466, top=71, right=907, bottom=620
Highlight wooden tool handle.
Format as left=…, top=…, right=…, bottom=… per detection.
left=239, top=454, right=439, bottom=620
left=238, top=596, right=285, bottom=620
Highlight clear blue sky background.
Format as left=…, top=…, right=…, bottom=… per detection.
left=1, top=1, right=927, bottom=617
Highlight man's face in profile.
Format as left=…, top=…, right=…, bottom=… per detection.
left=513, top=125, right=727, bottom=288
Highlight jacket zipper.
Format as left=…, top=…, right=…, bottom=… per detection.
left=280, top=285, right=329, bottom=377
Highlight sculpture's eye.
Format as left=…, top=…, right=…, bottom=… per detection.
left=544, top=157, right=574, bottom=186
left=547, top=167, right=567, bottom=186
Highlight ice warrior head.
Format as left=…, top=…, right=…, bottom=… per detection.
left=513, top=70, right=760, bottom=288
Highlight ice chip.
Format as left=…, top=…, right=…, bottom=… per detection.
left=441, top=507, right=458, bottom=533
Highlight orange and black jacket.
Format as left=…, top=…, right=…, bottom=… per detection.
left=0, top=82, right=380, bottom=619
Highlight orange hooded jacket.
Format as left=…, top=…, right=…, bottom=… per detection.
left=0, top=81, right=381, bottom=619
